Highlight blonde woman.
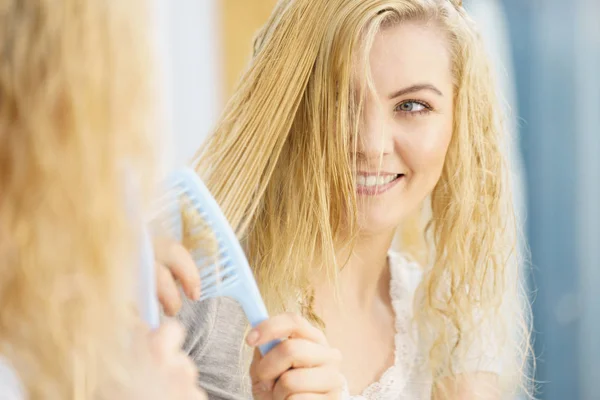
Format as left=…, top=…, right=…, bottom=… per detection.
left=0, top=0, right=205, bottom=398
left=156, top=0, right=532, bottom=399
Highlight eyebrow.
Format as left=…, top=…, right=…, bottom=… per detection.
left=388, top=83, right=444, bottom=99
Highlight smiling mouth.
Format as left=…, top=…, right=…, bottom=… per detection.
left=355, top=173, right=405, bottom=196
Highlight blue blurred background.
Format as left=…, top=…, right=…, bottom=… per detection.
left=466, top=1, right=599, bottom=399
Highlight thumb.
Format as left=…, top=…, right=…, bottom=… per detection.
left=249, top=347, right=262, bottom=383
left=250, top=348, right=273, bottom=400
left=251, top=383, right=273, bottom=400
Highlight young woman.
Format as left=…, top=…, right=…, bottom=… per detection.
left=157, top=0, right=532, bottom=398
left=0, top=0, right=205, bottom=398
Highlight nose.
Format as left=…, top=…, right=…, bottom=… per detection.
left=355, top=103, right=395, bottom=162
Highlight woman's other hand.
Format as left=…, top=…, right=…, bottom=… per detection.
left=248, top=313, right=344, bottom=400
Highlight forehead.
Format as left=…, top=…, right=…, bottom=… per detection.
left=355, top=21, right=453, bottom=95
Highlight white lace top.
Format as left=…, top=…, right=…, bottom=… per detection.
left=340, top=252, right=502, bottom=400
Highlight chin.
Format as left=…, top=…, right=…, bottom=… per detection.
left=356, top=211, right=406, bottom=236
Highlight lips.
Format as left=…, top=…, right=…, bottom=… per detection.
left=355, top=173, right=405, bottom=196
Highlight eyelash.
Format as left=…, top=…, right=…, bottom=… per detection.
left=394, top=99, right=433, bottom=116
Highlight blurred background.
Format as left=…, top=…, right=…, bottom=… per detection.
left=156, top=1, right=600, bottom=399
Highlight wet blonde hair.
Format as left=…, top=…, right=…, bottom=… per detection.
left=0, top=0, right=159, bottom=398
left=195, top=0, right=532, bottom=395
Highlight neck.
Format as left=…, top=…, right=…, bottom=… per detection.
left=327, top=229, right=396, bottom=310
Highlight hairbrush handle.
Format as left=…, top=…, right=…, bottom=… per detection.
left=230, top=282, right=281, bottom=355
left=125, top=167, right=161, bottom=330
left=139, top=226, right=161, bottom=330
left=242, top=301, right=281, bottom=355
left=258, top=336, right=281, bottom=355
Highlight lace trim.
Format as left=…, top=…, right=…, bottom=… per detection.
left=342, top=254, right=419, bottom=399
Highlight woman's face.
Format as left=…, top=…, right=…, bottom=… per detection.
left=354, top=21, right=454, bottom=235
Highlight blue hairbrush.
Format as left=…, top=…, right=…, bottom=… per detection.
left=143, top=167, right=278, bottom=355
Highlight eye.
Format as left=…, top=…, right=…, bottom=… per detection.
left=394, top=100, right=431, bottom=114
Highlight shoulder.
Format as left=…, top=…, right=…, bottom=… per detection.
left=178, top=296, right=250, bottom=400
left=388, top=252, right=506, bottom=377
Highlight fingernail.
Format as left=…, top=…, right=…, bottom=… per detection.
left=246, top=329, right=260, bottom=346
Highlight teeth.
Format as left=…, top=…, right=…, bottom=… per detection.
left=356, top=174, right=398, bottom=187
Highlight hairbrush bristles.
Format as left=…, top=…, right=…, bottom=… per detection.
left=153, top=178, right=240, bottom=300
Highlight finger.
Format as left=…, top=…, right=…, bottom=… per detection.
left=192, top=390, right=208, bottom=400
left=149, top=320, right=185, bottom=361
left=250, top=347, right=276, bottom=394
left=154, top=238, right=200, bottom=301
left=272, top=366, right=345, bottom=399
left=254, top=339, right=341, bottom=382
left=195, top=389, right=209, bottom=400
left=166, top=351, right=201, bottom=391
left=172, top=367, right=205, bottom=400
left=249, top=347, right=263, bottom=380
left=251, top=381, right=274, bottom=400
left=156, top=263, right=182, bottom=316
left=246, top=313, right=327, bottom=347
left=173, top=351, right=199, bottom=381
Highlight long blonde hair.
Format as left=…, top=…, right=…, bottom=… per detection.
left=0, top=0, right=159, bottom=398
left=195, top=0, right=532, bottom=394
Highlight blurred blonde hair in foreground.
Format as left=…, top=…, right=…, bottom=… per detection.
left=0, top=0, right=161, bottom=398
left=196, top=0, right=533, bottom=396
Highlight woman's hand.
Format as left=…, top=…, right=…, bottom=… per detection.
left=247, top=313, right=344, bottom=400
left=153, top=237, right=200, bottom=316
left=127, top=320, right=207, bottom=399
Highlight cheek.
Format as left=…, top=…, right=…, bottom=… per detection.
left=399, top=122, right=452, bottom=175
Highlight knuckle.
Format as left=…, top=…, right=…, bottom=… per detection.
left=163, top=305, right=176, bottom=317
left=286, top=312, right=303, bottom=326
left=250, top=362, right=267, bottom=382
left=163, top=295, right=182, bottom=316
left=278, top=338, right=298, bottom=357
left=255, top=368, right=269, bottom=383
left=277, top=371, right=295, bottom=391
